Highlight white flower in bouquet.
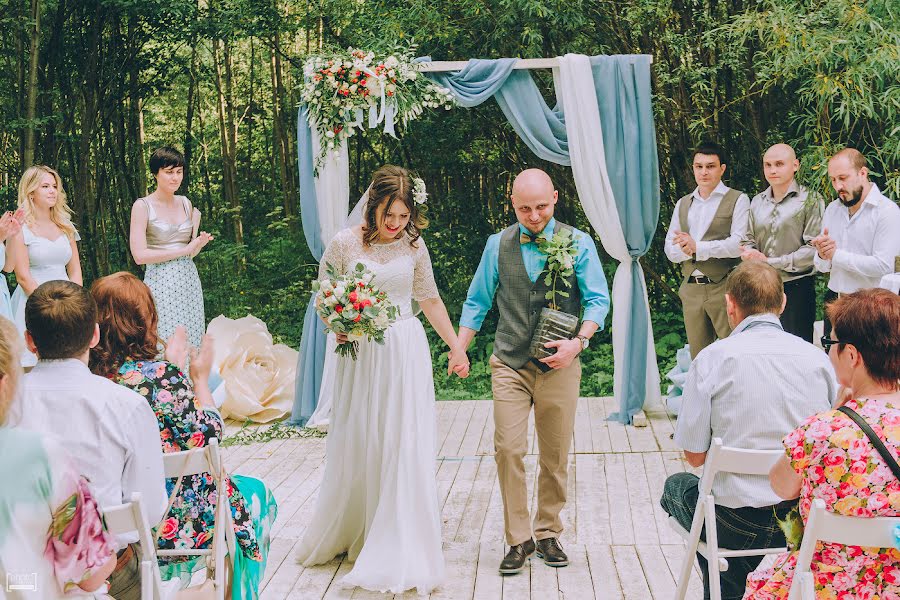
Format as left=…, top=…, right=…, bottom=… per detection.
left=374, top=310, right=390, bottom=330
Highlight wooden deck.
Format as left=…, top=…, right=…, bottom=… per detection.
left=224, top=397, right=705, bottom=599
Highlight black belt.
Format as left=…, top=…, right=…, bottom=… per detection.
left=687, top=275, right=713, bottom=284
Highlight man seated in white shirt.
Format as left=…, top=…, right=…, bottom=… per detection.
left=812, top=147, right=900, bottom=332
left=660, top=261, right=836, bottom=600
left=13, top=280, right=166, bottom=600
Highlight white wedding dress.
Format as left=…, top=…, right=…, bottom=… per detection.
left=296, top=228, right=445, bottom=595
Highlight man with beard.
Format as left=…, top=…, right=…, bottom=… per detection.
left=813, top=148, right=900, bottom=332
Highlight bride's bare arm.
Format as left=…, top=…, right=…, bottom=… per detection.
left=418, top=297, right=458, bottom=349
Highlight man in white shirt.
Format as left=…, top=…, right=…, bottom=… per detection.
left=665, top=142, right=750, bottom=357
left=813, top=148, right=900, bottom=332
left=661, top=261, right=835, bottom=600
left=13, top=280, right=166, bottom=600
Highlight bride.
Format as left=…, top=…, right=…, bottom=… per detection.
left=296, top=165, right=469, bottom=594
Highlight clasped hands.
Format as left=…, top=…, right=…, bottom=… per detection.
left=672, top=231, right=697, bottom=256
left=810, top=228, right=836, bottom=260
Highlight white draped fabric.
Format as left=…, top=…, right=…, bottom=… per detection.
left=557, top=54, right=661, bottom=409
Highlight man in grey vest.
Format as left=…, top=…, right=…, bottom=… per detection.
left=741, top=143, right=822, bottom=342
left=452, top=169, right=610, bottom=575
left=665, top=142, right=750, bottom=358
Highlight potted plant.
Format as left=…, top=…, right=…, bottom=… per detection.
left=528, top=229, right=580, bottom=366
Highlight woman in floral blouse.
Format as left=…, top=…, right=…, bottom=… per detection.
left=0, top=316, right=116, bottom=598
left=744, top=288, right=900, bottom=599
left=90, top=271, right=276, bottom=599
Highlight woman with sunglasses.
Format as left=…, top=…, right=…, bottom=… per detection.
left=744, top=288, right=900, bottom=599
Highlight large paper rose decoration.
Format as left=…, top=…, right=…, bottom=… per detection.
left=206, top=315, right=297, bottom=423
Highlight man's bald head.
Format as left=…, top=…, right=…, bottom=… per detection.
left=511, top=169, right=555, bottom=199
left=764, top=143, right=796, bottom=162
left=762, top=143, right=800, bottom=190
left=510, top=169, right=558, bottom=234
left=829, top=147, right=867, bottom=171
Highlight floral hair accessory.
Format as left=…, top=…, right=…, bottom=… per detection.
left=412, top=177, right=428, bottom=205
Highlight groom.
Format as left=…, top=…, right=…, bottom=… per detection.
left=450, top=169, right=609, bottom=574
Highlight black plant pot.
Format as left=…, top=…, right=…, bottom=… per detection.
left=529, top=307, right=579, bottom=368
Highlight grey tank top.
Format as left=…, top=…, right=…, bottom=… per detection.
left=142, top=196, right=192, bottom=250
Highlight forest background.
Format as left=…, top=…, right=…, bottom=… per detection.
left=1, top=0, right=897, bottom=400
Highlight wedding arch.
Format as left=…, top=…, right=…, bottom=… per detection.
left=289, top=53, right=661, bottom=427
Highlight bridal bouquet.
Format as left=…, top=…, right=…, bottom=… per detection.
left=312, top=262, right=399, bottom=360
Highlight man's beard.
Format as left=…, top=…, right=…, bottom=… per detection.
left=839, top=185, right=864, bottom=207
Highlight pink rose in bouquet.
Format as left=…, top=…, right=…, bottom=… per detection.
left=313, top=262, right=398, bottom=360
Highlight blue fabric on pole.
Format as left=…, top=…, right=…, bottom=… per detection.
left=493, top=70, right=570, bottom=165
left=424, top=57, right=517, bottom=108
left=590, top=55, right=660, bottom=424
left=289, top=104, right=327, bottom=426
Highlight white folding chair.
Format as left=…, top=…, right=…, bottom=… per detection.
left=102, top=492, right=164, bottom=600
left=787, top=498, right=900, bottom=600
left=670, top=438, right=789, bottom=600
left=157, top=438, right=235, bottom=600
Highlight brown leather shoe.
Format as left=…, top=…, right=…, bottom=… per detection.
left=536, top=537, right=568, bottom=567
left=499, top=539, right=536, bottom=574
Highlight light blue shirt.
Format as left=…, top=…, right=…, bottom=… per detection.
left=459, top=218, right=610, bottom=331
left=674, top=313, right=836, bottom=508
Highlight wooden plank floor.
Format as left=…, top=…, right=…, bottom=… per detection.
left=225, top=397, right=704, bottom=600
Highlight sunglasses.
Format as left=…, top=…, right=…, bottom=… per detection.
left=821, top=336, right=855, bottom=353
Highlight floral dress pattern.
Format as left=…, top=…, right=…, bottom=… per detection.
left=116, top=359, right=261, bottom=561
left=0, top=427, right=115, bottom=599
left=744, top=397, right=900, bottom=599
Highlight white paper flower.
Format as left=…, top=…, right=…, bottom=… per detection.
left=207, top=315, right=298, bottom=423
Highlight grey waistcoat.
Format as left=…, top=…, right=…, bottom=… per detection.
left=494, top=221, right=582, bottom=369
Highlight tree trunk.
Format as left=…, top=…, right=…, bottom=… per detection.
left=127, top=15, right=147, bottom=198
left=22, top=0, right=41, bottom=168
left=183, top=40, right=199, bottom=194
left=270, top=28, right=296, bottom=229
left=212, top=36, right=242, bottom=244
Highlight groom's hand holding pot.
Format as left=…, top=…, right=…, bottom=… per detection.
left=539, top=338, right=583, bottom=369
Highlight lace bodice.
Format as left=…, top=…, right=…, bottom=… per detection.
left=318, top=228, right=439, bottom=319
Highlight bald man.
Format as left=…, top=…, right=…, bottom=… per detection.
left=453, top=169, right=610, bottom=575
left=740, top=144, right=822, bottom=341
left=812, top=148, right=900, bottom=332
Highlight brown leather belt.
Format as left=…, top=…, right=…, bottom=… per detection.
left=115, top=543, right=135, bottom=570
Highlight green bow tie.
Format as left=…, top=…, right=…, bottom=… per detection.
left=520, top=231, right=548, bottom=245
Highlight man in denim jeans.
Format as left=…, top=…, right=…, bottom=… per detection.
left=660, top=262, right=836, bottom=599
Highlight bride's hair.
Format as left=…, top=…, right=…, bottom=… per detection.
left=362, top=165, right=428, bottom=247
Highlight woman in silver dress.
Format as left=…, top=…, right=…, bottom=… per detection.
left=129, top=147, right=213, bottom=349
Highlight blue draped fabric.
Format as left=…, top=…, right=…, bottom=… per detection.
left=289, top=105, right=327, bottom=426
left=592, top=56, right=660, bottom=424
left=426, top=58, right=516, bottom=108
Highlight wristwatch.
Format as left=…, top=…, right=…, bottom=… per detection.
left=575, top=335, right=589, bottom=351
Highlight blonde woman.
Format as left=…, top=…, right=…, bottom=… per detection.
left=9, top=165, right=82, bottom=367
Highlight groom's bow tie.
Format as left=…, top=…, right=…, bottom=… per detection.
left=520, top=231, right=548, bottom=245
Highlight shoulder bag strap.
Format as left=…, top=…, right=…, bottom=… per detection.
left=837, top=405, right=900, bottom=481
